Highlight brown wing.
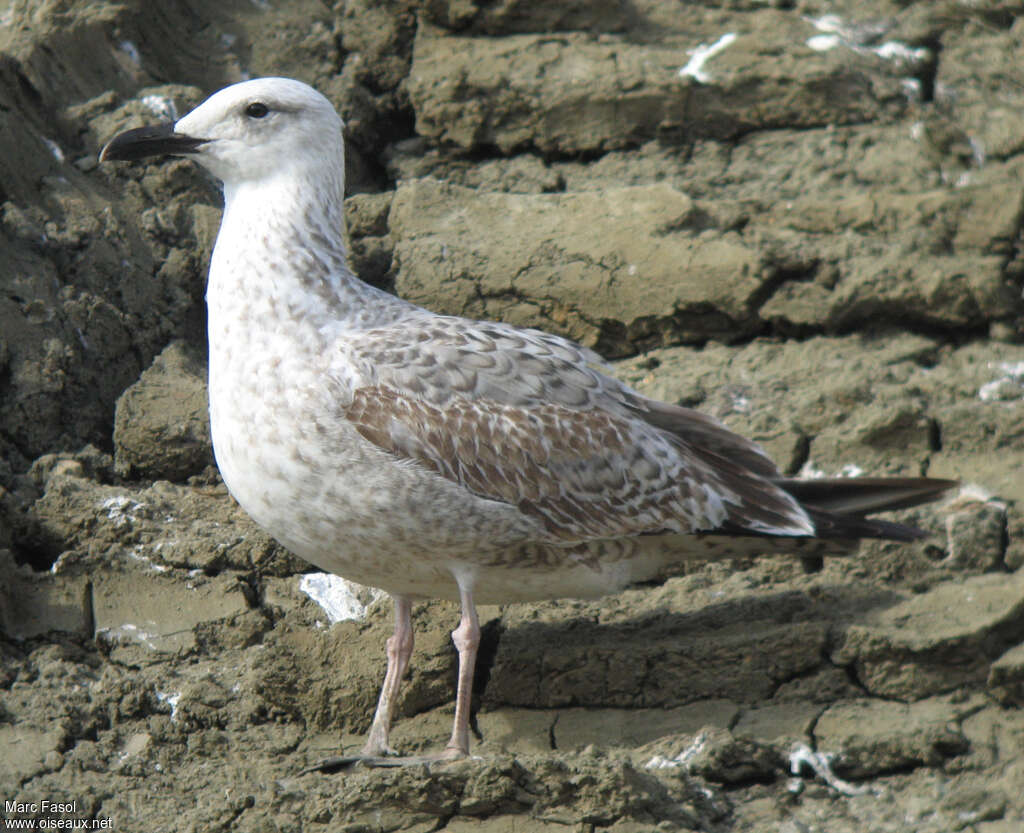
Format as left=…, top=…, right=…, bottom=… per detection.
left=343, top=382, right=815, bottom=543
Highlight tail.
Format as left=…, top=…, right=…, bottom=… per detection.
left=637, top=399, right=956, bottom=543
left=777, top=476, right=957, bottom=541
left=635, top=476, right=957, bottom=572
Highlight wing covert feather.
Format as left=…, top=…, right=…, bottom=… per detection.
left=340, top=315, right=815, bottom=542
left=345, top=385, right=700, bottom=540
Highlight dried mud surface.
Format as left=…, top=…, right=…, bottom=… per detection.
left=1, top=1, right=1023, bottom=831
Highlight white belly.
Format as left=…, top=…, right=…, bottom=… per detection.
left=207, top=353, right=549, bottom=598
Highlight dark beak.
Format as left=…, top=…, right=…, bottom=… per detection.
left=99, top=122, right=207, bottom=163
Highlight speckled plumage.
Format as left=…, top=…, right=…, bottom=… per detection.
left=176, top=81, right=822, bottom=604
left=101, top=78, right=954, bottom=762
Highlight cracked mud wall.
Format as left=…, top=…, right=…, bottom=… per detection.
left=1, top=1, right=1023, bottom=832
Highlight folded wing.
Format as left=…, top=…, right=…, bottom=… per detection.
left=341, top=317, right=825, bottom=544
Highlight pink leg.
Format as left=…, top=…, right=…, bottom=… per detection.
left=444, top=583, right=480, bottom=756
left=362, top=595, right=413, bottom=757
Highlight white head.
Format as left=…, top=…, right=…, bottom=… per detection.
left=102, top=77, right=345, bottom=190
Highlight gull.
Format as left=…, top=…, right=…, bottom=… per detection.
left=101, top=78, right=954, bottom=767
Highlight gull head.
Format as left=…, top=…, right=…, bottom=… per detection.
left=100, top=77, right=345, bottom=187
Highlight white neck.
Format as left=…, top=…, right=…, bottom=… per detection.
left=205, top=167, right=413, bottom=364
left=211, top=169, right=349, bottom=315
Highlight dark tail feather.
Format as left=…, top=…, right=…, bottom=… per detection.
left=779, top=476, right=958, bottom=541
left=779, top=477, right=958, bottom=515
left=803, top=508, right=928, bottom=542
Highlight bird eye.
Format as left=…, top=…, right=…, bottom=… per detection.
left=245, top=102, right=270, bottom=119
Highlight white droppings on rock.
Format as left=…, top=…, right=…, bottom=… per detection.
left=807, top=33, right=842, bottom=52
left=644, top=730, right=710, bottom=770
left=679, top=33, right=737, bottom=83
left=789, top=742, right=869, bottom=796
left=798, top=460, right=865, bottom=479
left=872, top=41, right=930, bottom=63
left=141, top=95, right=178, bottom=121
left=949, top=483, right=997, bottom=506
left=803, top=16, right=930, bottom=69
left=100, top=496, right=147, bottom=528
left=807, top=14, right=844, bottom=34
left=978, top=361, right=1024, bottom=402
left=156, top=690, right=182, bottom=721
left=298, top=573, right=387, bottom=624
